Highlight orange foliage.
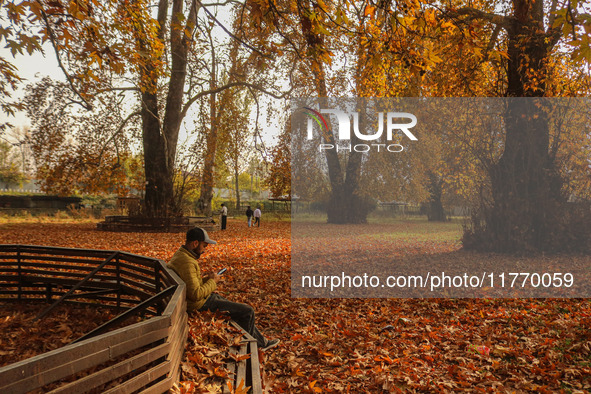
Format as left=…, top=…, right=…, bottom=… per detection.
left=1, top=221, right=590, bottom=392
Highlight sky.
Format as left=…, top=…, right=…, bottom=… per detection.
left=0, top=46, right=63, bottom=129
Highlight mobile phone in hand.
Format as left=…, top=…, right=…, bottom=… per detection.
left=217, top=268, right=227, bottom=275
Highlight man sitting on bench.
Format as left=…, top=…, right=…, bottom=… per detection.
left=167, top=227, right=279, bottom=351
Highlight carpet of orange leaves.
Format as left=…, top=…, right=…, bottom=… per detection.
left=1, top=220, right=590, bottom=393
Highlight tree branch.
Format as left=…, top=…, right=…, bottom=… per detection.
left=548, top=0, right=560, bottom=27
left=97, top=111, right=142, bottom=167
left=202, top=0, right=242, bottom=6
left=443, top=7, right=514, bottom=31
left=197, top=0, right=272, bottom=59
left=38, top=4, right=93, bottom=110
left=180, top=81, right=293, bottom=121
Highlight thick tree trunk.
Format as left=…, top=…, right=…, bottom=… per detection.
left=139, top=0, right=199, bottom=217
left=488, top=99, right=561, bottom=250
left=470, top=0, right=565, bottom=251
left=427, top=173, right=446, bottom=222
left=141, top=90, right=173, bottom=217
left=299, top=2, right=366, bottom=224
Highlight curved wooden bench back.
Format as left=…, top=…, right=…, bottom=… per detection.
left=0, top=244, right=187, bottom=394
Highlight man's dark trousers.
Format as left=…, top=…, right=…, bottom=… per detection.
left=199, top=293, right=266, bottom=347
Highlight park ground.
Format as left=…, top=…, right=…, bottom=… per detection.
left=1, top=217, right=590, bottom=393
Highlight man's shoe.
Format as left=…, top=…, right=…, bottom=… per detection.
left=261, top=338, right=280, bottom=351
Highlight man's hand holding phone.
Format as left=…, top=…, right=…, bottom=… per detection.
left=205, top=268, right=226, bottom=283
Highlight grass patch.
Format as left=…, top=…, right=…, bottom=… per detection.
left=0, top=211, right=101, bottom=225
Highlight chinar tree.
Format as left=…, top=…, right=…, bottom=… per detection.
left=3, top=0, right=290, bottom=217
left=444, top=0, right=591, bottom=252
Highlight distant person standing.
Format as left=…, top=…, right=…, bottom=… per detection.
left=253, top=206, right=261, bottom=227
left=246, top=206, right=253, bottom=227
left=220, top=203, right=228, bottom=230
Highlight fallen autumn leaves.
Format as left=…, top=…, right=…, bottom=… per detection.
left=1, top=220, right=590, bottom=393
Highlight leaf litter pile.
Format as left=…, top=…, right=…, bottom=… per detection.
left=1, top=220, right=590, bottom=393
left=0, top=303, right=115, bottom=367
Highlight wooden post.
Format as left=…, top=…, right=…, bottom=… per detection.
left=155, top=262, right=162, bottom=314
left=46, top=284, right=52, bottom=302
left=17, top=245, right=22, bottom=300
left=116, top=255, right=121, bottom=311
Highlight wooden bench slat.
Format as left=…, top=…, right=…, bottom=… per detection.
left=101, top=360, right=171, bottom=394
left=224, top=346, right=238, bottom=394
left=249, top=342, right=262, bottom=394
left=0, top=316, right=169, bottom=385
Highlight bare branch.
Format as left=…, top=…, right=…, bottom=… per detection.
left=39, top=6, right=93, bottom=110
left=180, top=81, right=293, bottom=121
left=97, top=111, right=142, bottom=167
left=95, top=86, right=140, bottom=95
left=197, top=0, right=272, bottom=59
left=202, top=0, right=242, bottom=6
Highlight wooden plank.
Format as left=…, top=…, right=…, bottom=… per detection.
left=73, top=287, right=175, bottom=343
left=0, top=298, right=123, bottom=311
left=224, top=346, right=238, bottom=394
left=141, top=315, right=189, bottom=394
left=157, top=262, right=177, bottom=286
left=118, top=261, right=155, bottom=278
left=236, top=342, right=248, bottom=392
left=20, top=275, right=119, bottom=289
left=229, top=321, right=257, bottom=343
left=48, top=341, right=172, bottom=394
left=169, top=296, right=186, bottom=332
left=118, top=253, right=158, bottom=269
left=119, top=284, right=154, bottom=300
left=119, top=276, right=155, bottom=294
left=162, top=285, right=185, bottom=320
left=158, top=316, right=188, bottom=394
left=161, top=266, right=184, bottom=291
left=0, top=324, right=171, bottom=394
left=15, top=268, right=115, bottom=282
left=101, top=361, right=171, bottom=394
left=50, top=314, right=185, bottom=394
left=4, top=244, right=116, bottom=256
left=229, top=321, right=261, bottom=393
left=0, top=316, right=169, bottom=385
left=139, top=376, right=174, bottom=394
left=249, top=341, right=262, bottom=394
left=0, top=245, right=117, bottom=259
left=168, top=313, right=187, bottom=363
left=5, top=294, right=141, bottom=309
left=118, top=267, right=157, bottom=285
left=16, top=256, right=118, bottom=268
left=0, top=290, right=49, bottom=296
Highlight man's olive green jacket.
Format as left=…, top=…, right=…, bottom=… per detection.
left=167, top=246, right=217, bottom=311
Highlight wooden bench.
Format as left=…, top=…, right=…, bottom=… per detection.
left=97, top=216, right=219, bottom=233
left=223, top=321, right=263, bottom=394
left=0, top=245, right=188, bottom=393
